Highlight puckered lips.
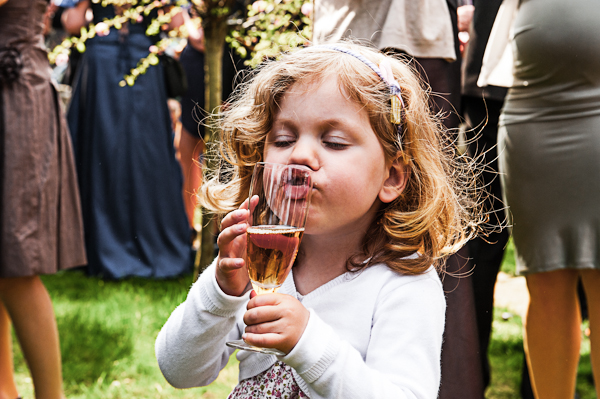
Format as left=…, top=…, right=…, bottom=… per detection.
left=281, top=167, right=311, bottom=201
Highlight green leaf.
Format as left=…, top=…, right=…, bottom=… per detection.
left=76, top=41, right=86, bottom=53
left=148, top=53, right=159, bottom=65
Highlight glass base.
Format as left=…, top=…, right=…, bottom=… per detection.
left=251, top=282, right=278, bottom=296
left=226, top=339, right=285, bottom=356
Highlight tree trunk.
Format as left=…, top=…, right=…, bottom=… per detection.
left=194, top=19, right=230, bottom=281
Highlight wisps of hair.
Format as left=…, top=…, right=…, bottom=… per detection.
left=199, top=41, right=485, bottom=276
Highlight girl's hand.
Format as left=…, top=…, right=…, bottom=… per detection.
left=242, top=292, right=310, bottom=355
left=215, top=200, right=251, bottom=296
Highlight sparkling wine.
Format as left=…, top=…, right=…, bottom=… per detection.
left=246, top=225, right=304, bottom=294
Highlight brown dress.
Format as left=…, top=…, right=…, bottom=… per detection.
left=0, top=0, right=86, bottom=277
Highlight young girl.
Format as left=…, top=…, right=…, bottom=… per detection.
left=155, top=42, right=479, bottom=398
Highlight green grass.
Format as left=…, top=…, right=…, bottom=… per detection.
left=486, top=308, right=527, bottom=398
left=13, top=270, right=239, bottom=398
left=500, top=238, right=517, bottom=277
left=486, top=309, right=595, bottom=399
left=11, top=248, right=597, bottom=398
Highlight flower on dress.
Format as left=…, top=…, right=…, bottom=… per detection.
left=0, top=47, right=23, bottom=84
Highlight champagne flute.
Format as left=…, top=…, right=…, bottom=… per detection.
left=226, top=162, right=313, bottom=356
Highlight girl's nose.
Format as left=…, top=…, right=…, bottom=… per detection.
left=288, top=138, right=319, bottom=171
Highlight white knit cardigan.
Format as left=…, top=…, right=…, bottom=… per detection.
left=155, top=260, right=446, bottom=399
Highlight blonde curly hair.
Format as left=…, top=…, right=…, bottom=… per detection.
left=199, top=42, right=482, bottom=275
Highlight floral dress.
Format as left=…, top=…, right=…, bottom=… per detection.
left=228, top=361, right=309, bottom=399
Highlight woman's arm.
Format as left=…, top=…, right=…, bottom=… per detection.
left=155, top=260, right=248, bottom=388
left=61, top=0, right=91, bottom=35
left=183, top=9, right=205, bottom=52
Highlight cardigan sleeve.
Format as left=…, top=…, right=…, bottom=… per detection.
left=155, top=260, right=249, bottom=389
left=281, top=272, right=446, bottom=399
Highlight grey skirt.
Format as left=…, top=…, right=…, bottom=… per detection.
left=498, top=115, right=600, bottom=275
left=498, top=0, right=600, bottom=275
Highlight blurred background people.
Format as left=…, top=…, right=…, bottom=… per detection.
left=495, top=0, right=600, bottom=397
left=313, top=0, right=460, bottom=129
left=312, top=1, right=485, bottom=397
left=175, top=11, right=205, bottom=230
left=460, top=0, right=514, bottom=397
left=0, top=0, right=87, bottom=397
left=62, top=0, right=192, bottom=280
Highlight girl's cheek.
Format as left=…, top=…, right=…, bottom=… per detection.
left=262, top=146, right=279, bottom=163
left=303, top=208, right=321, bottom=234
left=263, top=151, right=288, bottom=165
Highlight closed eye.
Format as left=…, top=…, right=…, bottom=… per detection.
left=272, top=139, right=295, bottom=148
left=267, top=129, right=296, bottom=148
left=324, top=141, right=349, bottom=150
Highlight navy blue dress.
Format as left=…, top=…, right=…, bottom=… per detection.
left=68, top=4, right=192, bottom=279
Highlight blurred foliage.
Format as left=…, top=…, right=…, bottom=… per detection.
left=48, top=0, right=185, bottom=86
left=226, top=0, right=312, bottom=67
left=48, top=0, right=312, bottom=86
left=48, top=0, right=182, bottom=62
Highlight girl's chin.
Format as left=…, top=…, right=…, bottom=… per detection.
left=302, top=224, right=336, bottom=238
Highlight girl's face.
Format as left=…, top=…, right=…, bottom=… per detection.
left=264, top=77, right=403, bottom=238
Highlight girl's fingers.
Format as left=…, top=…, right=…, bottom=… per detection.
left=219, top=208, right=249, bottom=230
left=243, top=304, right=282, bottom=326
left=216, top=220, right=247, bottom=249
left=242, top=332, right=283, bottom=349
left=241, top=294, right=309, bottom=354
left=218, top=257, right=245, bottom=273
left=244, top=318, right=285, bottom=335
left=246, top=292, right=280, bottom=309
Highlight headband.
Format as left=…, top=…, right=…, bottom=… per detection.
left=318, top=45, right=405, bottom=149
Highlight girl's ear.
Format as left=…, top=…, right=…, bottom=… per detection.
left=379, top=153, right=409, bottom=204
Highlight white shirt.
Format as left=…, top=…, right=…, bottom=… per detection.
left=155, top=260, right=446, bottom=399
left=313, top=0, right=457, bottom=61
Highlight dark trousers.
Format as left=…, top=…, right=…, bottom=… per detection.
left=392, top=6, right=488, bottom=392
left=439, top=246, right=485, bottom=398
left=412, top=57, right=486, bottom=398
left=463, top=95, right=512, bottom=392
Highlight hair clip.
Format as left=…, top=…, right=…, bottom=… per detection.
left=378, top=58, right=405, bottom=125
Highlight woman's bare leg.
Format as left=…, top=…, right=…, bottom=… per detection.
left=0, top=300, right=19, bottom=399
left=178, top=126, right=204, bottom=228
left=579, top=269, right=600, bottom=397
left=524, top=269, right=580, bottom=399
left=0, top=276, right=64, bottom=399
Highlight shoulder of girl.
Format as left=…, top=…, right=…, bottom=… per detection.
left=366, top=262, right=440, bottom=286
